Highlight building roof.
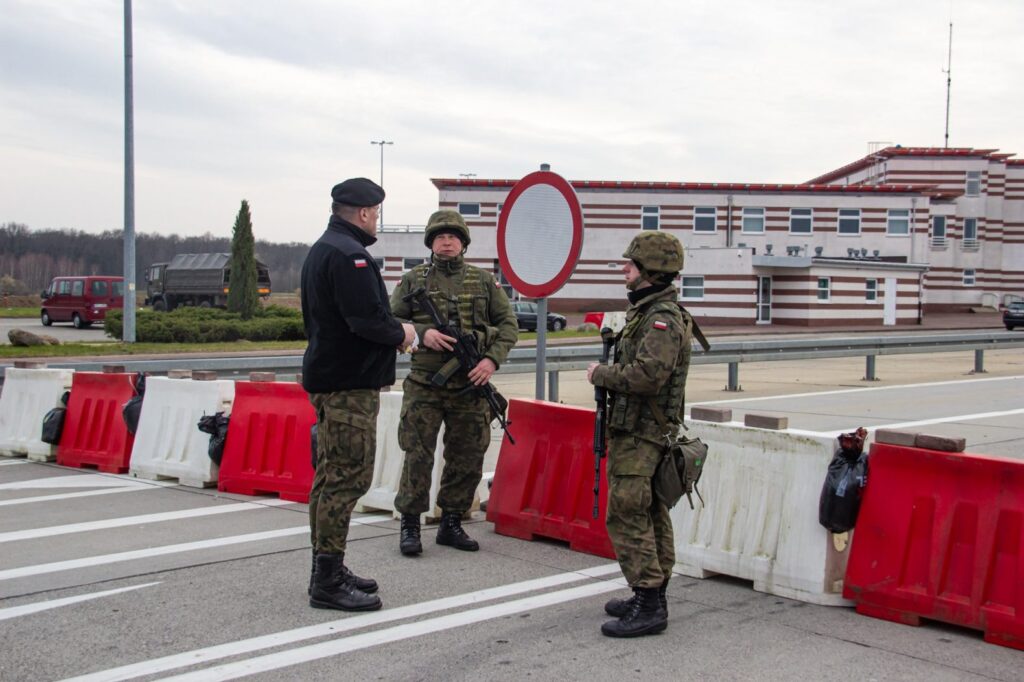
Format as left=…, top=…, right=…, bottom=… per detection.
left=431, top=178, right=945, bottom=196
left=807, top=146, right=1012, bottom=185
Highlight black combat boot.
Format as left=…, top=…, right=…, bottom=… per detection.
left=604, top=576, right=669, bottom=617
left=309, top=553, right=382, bottom=612
left=435, top=511, right=479, bottom=551
left=600, top=587, right=668, bottom=638
left=399, top=514, right=423, bottom=556
left=309, top=550, right=377, bottom=594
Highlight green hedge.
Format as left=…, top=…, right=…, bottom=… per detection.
left=104, top=305, right=305, bottom=343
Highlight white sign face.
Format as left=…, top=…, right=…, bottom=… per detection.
left=503, top=184, right=574, bottom=286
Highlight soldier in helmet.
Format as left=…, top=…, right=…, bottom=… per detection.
left=390, top=209, right=519, bottom=556
left=586, top=230, right=694, bottom=638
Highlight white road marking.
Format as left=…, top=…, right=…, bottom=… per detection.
left=0, top=474, right=177, bottom=490
left=164, top=578, right=627, bottom=681
left=852, top=407, right=1024, bottom=434
left=0, top=486, right=159, bottom=507
left=690, top=374, right=1023, bottom=407
left=0, top=515, right=392, bottom=582
left=0, top=460, right=27, bottom=466
left=0, top=499, right=295, bottom=544
left=0, top=582, right=160, bottom=622
left=62, top=564, right=621, bottom=682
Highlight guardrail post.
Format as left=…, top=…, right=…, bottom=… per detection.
left=725, top=362, right=741, bottom=392
left=971, top=349, right=987, bottom=374
left=864, top=355, right=879, bottom=381
left=548, top=370, right=559, bottom=403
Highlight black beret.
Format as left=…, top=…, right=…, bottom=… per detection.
left=330, top=177, right=385, bottom=206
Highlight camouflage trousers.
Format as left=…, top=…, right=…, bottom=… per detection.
left=308, top=389, right=379, bottom=555
left=394, top=375, right=490, bottom=516
left=605, top=433, right=675, bottom=588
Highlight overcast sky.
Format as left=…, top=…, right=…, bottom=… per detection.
left=1, top=0, right=1021, bottom=244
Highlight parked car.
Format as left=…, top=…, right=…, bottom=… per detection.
left=511, top=301, right=567, bottom=331
left=1004, top=302, right=1024, bottom=330
left=40, top=276, right=124, bottom=328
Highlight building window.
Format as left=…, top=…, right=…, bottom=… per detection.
left=965, top=171, right=981, bottom=197
left=963, top=268, right=976, bottom=286
left=641, top=205, right=660, bottom=230
left=838, top=208, right=861, bottom=235
left=817, top=277, right=831, bottom=301
left=497, top=202, right=504, bottom=215
left=693, top=206, right=716, bottom=233
left=865, top=278, right=878, bottom=302
left=963, top=217, right=978, bottom=242
left=741, top=207, right=765, bottom=233
left=887, top=209, right=910, bottom=235
left=789, top=208, right=813, bottom=234
left=373, top=257, right=385, bottom=271
left=680, top=276, right=704, bottom=300
left=457, top=203, right=480, bottom=217
left=403, top=257, right=427, bottom=272
left=931, top=215, right=947, bottom=246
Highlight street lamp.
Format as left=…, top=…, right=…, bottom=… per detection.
left=370, top=139, right=393, bottom=228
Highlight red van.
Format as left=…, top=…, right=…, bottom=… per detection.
left=40, top=276, right=125, bottom=328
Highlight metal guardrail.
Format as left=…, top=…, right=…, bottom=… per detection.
left=2, top=331, right=1022, bottom=395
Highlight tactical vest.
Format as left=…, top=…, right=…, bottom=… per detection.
left=609, top=299, right=694, bottom=444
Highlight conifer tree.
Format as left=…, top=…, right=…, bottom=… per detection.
left=227, top=199, right=259, bottom=319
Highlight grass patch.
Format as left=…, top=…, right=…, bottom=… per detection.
left=0, top=308, right=39, bottom=318
left=0, top=340, right=308, bottom=358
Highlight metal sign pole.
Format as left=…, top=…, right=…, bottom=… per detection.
left=535, top=297, right=547, bottom=399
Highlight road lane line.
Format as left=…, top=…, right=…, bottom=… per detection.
left=0, top=582, right=160, bottom=621
left=62, top=564, right=621, bottom=682
left=853, top=407, right=1024, bottom=434
left=0, top=474, right=178, bottom=490
left=0, top=499, right=295, bottom=544
left=164, top=578, right=627, bottom=681
left=0, top=460, right=27, bottom=466
left=0, top=515, right=392, bottom=582
left=0, top=487, right=160, bottom=507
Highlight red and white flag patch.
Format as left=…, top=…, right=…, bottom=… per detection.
left=653, top=320, right=668, bottom=331
left=353, top=258, right=368, bottom=269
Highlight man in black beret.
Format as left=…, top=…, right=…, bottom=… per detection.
left=301, top=177, right=415, bottom=612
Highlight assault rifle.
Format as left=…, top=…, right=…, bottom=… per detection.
left=402, top=286, right=515, bottom=445
left=592, top=327, right=615, bottom=519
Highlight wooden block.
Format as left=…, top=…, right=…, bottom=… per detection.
left=191, top=371, right=218, bottom=381
left=874, top=429, right=918, bottom=447
left=690, top=406, right=732, bottom=423
left=915, top=434, right=966, bottom=453
left=249, top=371, right=276, bottom=383
left=166, top=369, right=192, bottom=379
left=744, top=413, right=789, bottom=430
left=102, top=364, right=126, bottom=374
left=13, top=360, right=46, bottom=369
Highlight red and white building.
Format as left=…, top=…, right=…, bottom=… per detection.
left=373, top=147, right=1024, bottom=326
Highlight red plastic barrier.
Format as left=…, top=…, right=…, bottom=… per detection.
left=57, top=372, right=136, bottom=473
left=217, top=381, right=315, bottom=503
left=486, top=399, right=615, bottom=559
left=844, top=443, right=1024, bottom=651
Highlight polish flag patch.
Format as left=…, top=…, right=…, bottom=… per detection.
left=353, top=259, right=368, bottom=268
left=653, top=320, right=668, bottom=331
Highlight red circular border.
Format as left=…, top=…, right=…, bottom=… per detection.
left=496, top=171, right=584, bottom=299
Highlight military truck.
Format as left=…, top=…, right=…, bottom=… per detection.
left=144, top=253, right=272, bottom=311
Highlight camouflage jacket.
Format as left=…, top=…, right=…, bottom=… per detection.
left=591, top=285, right=692, bottom=446
left=390, top=254, right=518, bottom=385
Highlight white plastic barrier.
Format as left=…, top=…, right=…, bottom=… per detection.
left=0, top=367, right=73, bottom=460
left=671, top=420, right=854, bottom=606
left=355, top=391, right=503, bottom=520
left=129, top=376, right=235, bottom=487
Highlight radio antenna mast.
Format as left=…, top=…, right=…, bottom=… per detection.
left=942, top=21, right=953, bottom=147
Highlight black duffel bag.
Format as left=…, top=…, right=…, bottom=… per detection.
left=41, top=390, right=71, bottom=445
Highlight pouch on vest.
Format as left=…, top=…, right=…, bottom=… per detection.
left=818, top=427, right=869, bottom=533
left=41, top=390, right=71, bottom=445
left=197, top=411, right=231, bottom=466
left=647, top=398, right=709, bottom=510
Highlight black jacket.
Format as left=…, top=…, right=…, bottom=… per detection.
left=301, top=216, right=404, bottom=392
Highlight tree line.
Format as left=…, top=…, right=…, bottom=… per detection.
left=0, top=222, right=310, bottom=296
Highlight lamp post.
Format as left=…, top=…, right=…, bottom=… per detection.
left=370, top=139, right=393, bottom=228
left=123, top=0, right=136, bottom=343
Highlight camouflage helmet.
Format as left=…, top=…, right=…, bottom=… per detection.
left=424, top=209, right=471, bottom=248
left=623, top=231, right=685, bottom=274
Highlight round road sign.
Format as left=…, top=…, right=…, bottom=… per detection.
left=497, top=170, right=583, bottom=299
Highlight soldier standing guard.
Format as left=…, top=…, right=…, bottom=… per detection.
left=587, top=231, right=693, bottom=638
left=390, top=210, right=519, bottom=556
left=301, top=178, right=416, bottom=612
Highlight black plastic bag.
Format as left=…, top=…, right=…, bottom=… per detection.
left=121, top=372, right=147, bottom=435
left=310, top=424, right=318, bottom=470
left=819, top=427, right=869, bottom=533
left=197, top=412, right=230, bottom=465
left=41, top=390, right=71, bottom=445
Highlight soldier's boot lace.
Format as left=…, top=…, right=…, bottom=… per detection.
left=436, top=511, right=480, bottom=552
left=605, top=576, right=669, bottom=617
left=309, top=553, right=382, bottom=612
left=399, top=514, right=423, bottom=556
left=600, top=587, right=668, bottom=638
